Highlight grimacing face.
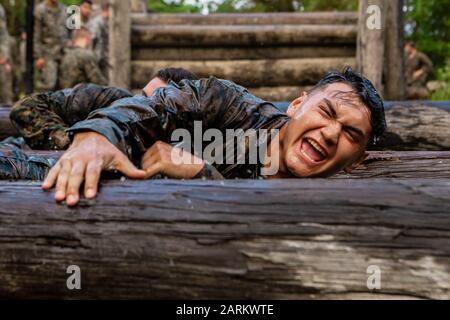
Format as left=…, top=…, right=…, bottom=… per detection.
left=282, top=82, right=372, bottom=178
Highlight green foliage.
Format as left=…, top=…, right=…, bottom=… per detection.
left=147, top=0, right=200, bottom=13
left=405, top=0, right=450, bottom=68
left=431, top=64, right=450, bottom=100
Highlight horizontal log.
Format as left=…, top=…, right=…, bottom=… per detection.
left=21, top=151, right=450, bottom=180
left=131, top=57, right=356, bottom=88
left=132, top=46, right=356, bottom=61
left=132, top=12, right=358, bottom=26
left=0, top=106, right=17, bottom=140
left=0, top=178, right=449, bottom=299
left=248, top=86, right=312, bottom=102
left=131, top=25, right=357, bottom=47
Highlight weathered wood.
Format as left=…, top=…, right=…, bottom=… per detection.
left=131, top=57, right=356, bottom=88
left=0, top=106, right=17, bottom=140
left=0, top=179, right=448, bottom=299
left=131, top=25, right=357, bottom=48
left=357, top=0, right=387, bottom=94
left=132, top=12, right=358, bottom=26
left=376, top=103, right=450, bottom=151
left=248, top=86, right=313, bottom=102
left=132, top=46, right=356, bottom=61
left=109, top=0, right=131, bottom=88
left=383, top=0, right=406, bottom=100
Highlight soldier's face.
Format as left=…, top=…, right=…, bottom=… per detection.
left=282, top=82, right=372, bottom=177
left=80, top=3, right=92, bottom=18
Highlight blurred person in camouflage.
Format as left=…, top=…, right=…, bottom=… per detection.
left=404, top=41, right=434, bottom=99
left=34, top=0, right=69, bottom=91
left=88, top=0, right=110, bottom=80
left=0, top=3, right=13, bottom=104
left=59, top=28, right=107, bottom=89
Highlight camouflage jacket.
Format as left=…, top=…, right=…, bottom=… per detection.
left=12, top=78, right=289, bottom=179
left=68, top=77, right=289, bottom=179
left=59, top=47, right=108, bottom=88
left=34, top=1, right=69, bottom=58
left=11, top=84, right=133, bottom=150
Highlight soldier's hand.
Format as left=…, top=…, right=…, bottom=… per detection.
left=35, top=58, right=45, bottom=70
left=141, top=141, right=204, bottom=179
left=42, top=131, right=147, bottom=206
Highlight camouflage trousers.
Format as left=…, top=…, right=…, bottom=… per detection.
left=0, top=137, right=55, bottom=180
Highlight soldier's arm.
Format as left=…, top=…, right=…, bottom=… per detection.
left=419, top=53, right=433, bottom=74
left=10, top=84, right=133, bottom=150
left=67, top=78, right=236, bottom=178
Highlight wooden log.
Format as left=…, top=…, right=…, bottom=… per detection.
left=357, top=0, right=387, bottom=94
left=0, top=179, right=449, bottom=299
left=131, top=57, right=356, bottom=88
left=0, top=106, right=17, bottom=140
left=132, top=12, right=358, bottom=26
left=132, top=46, right=356, bottom=61
left=248, top=86, right=312, bottom=102
left=383, top=0, right=406, bottom=100
left=131, top=25, right=357, bottom=48
left=20, top=150, right=450, bottom=180
left=109, top=0, right=131, bottom=88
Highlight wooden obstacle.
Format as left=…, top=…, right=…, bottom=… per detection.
left=0, top=178, right=448, bottom=299
left=130, top=12, right=357, bottom=100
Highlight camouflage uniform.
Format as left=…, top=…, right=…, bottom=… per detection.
left=59, top=46, right=108, bottom=88
left=8, top=78, right=289, bottom=180
left=405, top=50, right=433, bottom=99
left=87, top=14, right=109, bottom=79
left=0, top=4, right=13, bottom=104
left=10, top=83, right=132, bottom=150
left=34, top=1, right=69, bottom=91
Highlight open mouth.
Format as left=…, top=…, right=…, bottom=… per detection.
left=298, top=138, right=327, bottom=164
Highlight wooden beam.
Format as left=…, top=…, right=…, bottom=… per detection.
left=357, top=0, right=387, bottom=94
left=108, top=0, right=131, bottom=88
left=0, top=179, right=448, bottom=299
left=132, top=25, right=357, bottom=48
left=131, top=57, right=356, bottom=88
left=384, top=0, right=406, bottom=100
left=132, top=12, right=358, bottom=26
left=132, top=46, right=356, bottom=61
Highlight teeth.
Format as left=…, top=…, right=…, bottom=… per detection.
left=307, top=139, right=326, bottom=157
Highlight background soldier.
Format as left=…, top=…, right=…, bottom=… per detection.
left=59, top=29, right=107, bottom=88
left=79, top=0, right=93, bottom=30
left=88, top=0, right=110, bottom=80
left=34, top=0, right=69, bottom=91
left=0, top=3, right=13, bottom=104
left=405, top=41, right=434, bottom=99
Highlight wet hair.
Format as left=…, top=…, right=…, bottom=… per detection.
left=309, top=66, right=387, bottom=145
left=155, top=68, right=199, bottom=84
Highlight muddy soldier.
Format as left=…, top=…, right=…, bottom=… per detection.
left=0, top=3, right=13, bottom=104
left=34, top=0, right=69, bottom=91
left=405, top=41, right=433, bottom=99
left=60, top=29, right=107, bottom=88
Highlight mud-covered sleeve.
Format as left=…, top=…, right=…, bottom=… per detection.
left=10, top=84, right=132, bottom=150
left=66, top=77, right=239, bottom=174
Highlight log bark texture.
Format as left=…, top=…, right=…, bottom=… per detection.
left=0, top=106, right=17, bottom=140
left=131, top=25, right=357, bottom=48
left=0, top=179, right=448, bottom=299
left=131, top=57, right=356, bottom=88
left=132, top=12, right=358, bottom=26
left=132, top=46, right=356, bottom=61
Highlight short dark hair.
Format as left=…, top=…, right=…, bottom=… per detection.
left=406, top=41, right=416, bottom=48
left=309, top=67, right=387, bottom=145
left=155, top=68, right=199, bottom=84
left=80, top=0, right=93, bottom=5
